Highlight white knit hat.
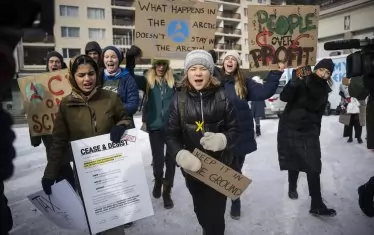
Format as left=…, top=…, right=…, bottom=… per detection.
left=184, top=50, right=215, bottom=75
left=223, top=50, right=241, bottom=63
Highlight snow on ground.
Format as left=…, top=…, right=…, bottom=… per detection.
left=4, top=116, right=374, bottom=235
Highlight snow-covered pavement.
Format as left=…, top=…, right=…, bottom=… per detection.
left=4, top=116, right=374, bottom=235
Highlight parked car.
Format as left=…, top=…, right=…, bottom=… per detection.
left=265, top=82, right=287, bottom=118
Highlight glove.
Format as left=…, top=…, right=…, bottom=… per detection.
left=110, top=125, right=127, bottom=143
left=41, top=178, right=54, bottom=195
left=346, top=97, right=351, bottom=103
left=30, top=136, right=41, bottom=147
left=200, top=132, right=227, bottom=152
left=176, top=150, right=201, bottom=172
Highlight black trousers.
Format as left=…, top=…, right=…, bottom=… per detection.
left=288, top=170, right=321, bottom=198
left=149, top=130, right=176, bottom=185
left=231, top=154, right=246, bottom=174
left=42, top=135, right=75, bottom=188
left=344, top=114, right=362, bottom=139
left=185, top=176, right=227, bottom=235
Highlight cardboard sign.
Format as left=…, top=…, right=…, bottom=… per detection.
left=18, top=70, right=71, bottom=136
left=247, top=5, right=319, bottom=71
left=134, top=0, right=218, bottom=59
left=185, top=149, right=252, bottom=200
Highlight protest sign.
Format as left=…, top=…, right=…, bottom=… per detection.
left=247, top=5, right=319, bottom=71
left=27, top=180, right=88, bottom=232
left=185, top=149, right=252, bottom=200
left=134, top=0, right=218, bottom=59
left=70, top=129, right=154, bottom=234
left=18, top=70, right=71, bottom=136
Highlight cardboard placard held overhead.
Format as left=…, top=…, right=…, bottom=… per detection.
left=134, top=0, right=218, bottom=59
left=247, top=5, right=319, bottom=71
left=18, top=70, right=71, bottom=136
left=185, top=149, right=252, bottom=200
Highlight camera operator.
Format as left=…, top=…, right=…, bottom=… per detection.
left=343, top=76, right=374, bottom=217
left=0, top=0, right=55, bottom=234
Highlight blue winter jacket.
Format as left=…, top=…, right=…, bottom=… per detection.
left=102, top=68, right=139, bottom=116
left=222, top=70, right=283, bottom=156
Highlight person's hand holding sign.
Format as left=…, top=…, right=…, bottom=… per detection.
left=200, top=132, right=227, bottom=152
left=176, top=150, right=201, bottom=172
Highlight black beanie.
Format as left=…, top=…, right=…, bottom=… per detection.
left=314, top=58, right=335, bottom=74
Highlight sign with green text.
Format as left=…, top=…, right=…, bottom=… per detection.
left=134, top=0, right=218, bottom=59
left=247, top=5, right=319, bottom=71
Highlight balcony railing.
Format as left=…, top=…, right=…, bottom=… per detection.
left=22, top=33, right=55, bottom=44
left=222, top=0, right=240, bottom=4
left=113, top=35, right=133, bottom=46
left=216, top=27, right=241, bottom=35
left=111, top=0, right=134, bottom=7
left=217, top=11, right=241, bottom=19
left=112, top=18, right=134, bottom=27
left=215, top=43, right=241, bottom=50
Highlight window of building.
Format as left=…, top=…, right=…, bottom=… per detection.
left=245, top=54, right=249, bottom=62
left=244, top=8, right=247, bottom=17
left=62, top=48, right=81, bottom=59
left=61, top=27, right=80, bottom=37
left=244, top=23, right=248, bottom=32
left=88, top=28, right=106, bottom=40
left=87, top=7, right=105, bottom=20
left=59, top=5, right=79, bottom=17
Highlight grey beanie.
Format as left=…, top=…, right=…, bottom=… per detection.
left=184, top=50, right=214, bottom=75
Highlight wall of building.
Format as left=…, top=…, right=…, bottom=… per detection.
left=317, top=0, right=374, bottom=58
left=54, top=0, right=113, bottom=62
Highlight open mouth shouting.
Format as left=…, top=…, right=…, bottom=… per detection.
left=83, top=81, right=94, bottom=90
left=106, top=62, right=116, bottom=71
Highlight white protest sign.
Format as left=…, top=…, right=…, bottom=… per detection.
left=70, top=129, right=154, bottom=234
left=27, top=180, right=88, bottom=232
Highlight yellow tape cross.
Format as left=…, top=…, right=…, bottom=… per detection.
left=195, top=121, right=204, bottom=132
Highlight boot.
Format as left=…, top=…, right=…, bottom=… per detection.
left=152, top=177, right=163, bottom=199
left=230, top=199, right=241, bottom=220
left=288, top=184, right=298, bottom=200
left=309, top=197, right=336, bottom=217
left=347, top=137, right=353, bottom=143
left=202, top=229, right=206, bottom=235
left=162, top=180, right=174, bottom=209
left=256, top=125, right=261, bottom=137
left=357, top=137, right=363, bottom=144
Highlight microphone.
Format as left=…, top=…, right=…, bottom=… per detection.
left=324, top=39, right=362, bottom=50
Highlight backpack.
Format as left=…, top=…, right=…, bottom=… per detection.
left=177, top=88, right=226, bottom=131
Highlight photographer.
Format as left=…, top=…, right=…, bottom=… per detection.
left=344, top=76, right=374, bottom=217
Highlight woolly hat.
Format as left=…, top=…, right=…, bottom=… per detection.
left=151, top=58, right=170, bottom=67
left=314, top=58, right=335, bottom=74
left=102, top=46, right=123, bottom=62
left=184, top=50, right=214, bottom=74
left=223, top=50, right=241, bottom=63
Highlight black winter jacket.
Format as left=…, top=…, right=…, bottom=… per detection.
left=166, top=86, right=239, bottom=165
left=277, top=72, right=331, bottom=174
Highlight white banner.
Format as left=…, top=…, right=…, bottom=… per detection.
left=27, top=180, right=88, bottom=232
left=70, top=129, right=154, bottom=234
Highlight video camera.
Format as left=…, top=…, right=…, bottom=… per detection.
left=324, top=38, right=374, bottom=78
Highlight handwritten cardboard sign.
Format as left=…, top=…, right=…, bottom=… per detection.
left=134, top=0, right=218, bottom=59
left=18, top=70, right=71, bottom=136
left=247, top=5, right=319, bottom=71
left=185, top=149, right=252, bottom=200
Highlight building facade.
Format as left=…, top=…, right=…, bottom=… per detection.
left=6, top=0, right=374, bottom=115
